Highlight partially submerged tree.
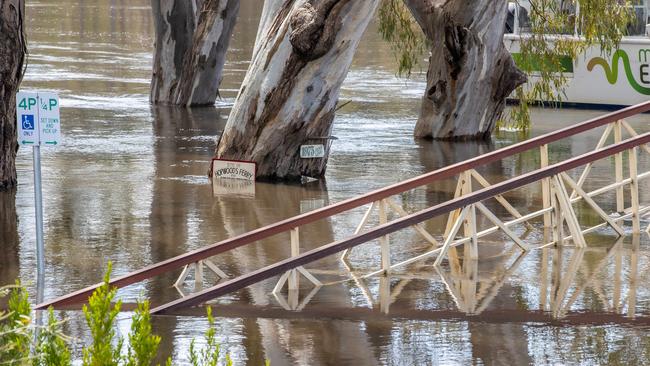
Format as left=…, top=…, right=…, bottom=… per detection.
left=401, top=0, right=527, bottom=140
left=0, top=0, right=26, bottom=191
left=215, top=0, right=380, bottom=180
left=380, top=0, right=632, bottom=139
left=150, top=0, right=240, bottom=107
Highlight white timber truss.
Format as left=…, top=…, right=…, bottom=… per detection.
left=174, top=259, right=228, bottom=296
left=272, top=120, right=649, bottom=313
left=335, top=119, right=648, bottom=276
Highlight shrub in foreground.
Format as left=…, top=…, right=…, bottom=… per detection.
left=0, top=263, right=240, bottom=365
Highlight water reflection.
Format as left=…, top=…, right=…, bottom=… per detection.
left=192, top=235, right=649, bottom=324
left=157, top=232, right=650, bottom=364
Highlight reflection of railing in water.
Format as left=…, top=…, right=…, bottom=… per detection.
left=541, top=236, right=643, bottom=319
left=273, top=235, right=643, bottom=320
left=36, top=103, right=650, bottom=315
left=54, top=237, right=648, bottom=322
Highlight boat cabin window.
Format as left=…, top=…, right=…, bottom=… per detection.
left=506, top=0, right=650, bottom=37
left=505, top=2, right=530, bottom=34
left=627, top=0, right=649, bottom=36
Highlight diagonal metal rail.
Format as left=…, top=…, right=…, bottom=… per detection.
left=150, top=133, right=650, bottom=315
left=36, top=102, right=650, bottom=311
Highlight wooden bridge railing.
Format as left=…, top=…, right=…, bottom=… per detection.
left=36, top=101, right=650, bottom=312
left=150, top=132, right=650, bottom=314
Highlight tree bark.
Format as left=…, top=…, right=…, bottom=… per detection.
left=0, top=191, right=19, bottom=288
left=150, top=0, right=239, bottom=107
left=404, top=0, right=526, bottom=140
left=0, top=0, right=26, bottom=192
left=216, top=0, right=379, bottom=180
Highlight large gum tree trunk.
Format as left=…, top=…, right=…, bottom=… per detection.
left=150, top=0, right=239, bottom=107
left=216, top=0, right=379, bottom=180
left=0, top=0, right=26, bottom=191
left=404, top=0, right=526, bottom=140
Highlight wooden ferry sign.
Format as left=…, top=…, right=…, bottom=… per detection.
left=212, top=159, right=256, bottom=181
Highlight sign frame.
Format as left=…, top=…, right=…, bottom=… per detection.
left=16, top=91, right=61, bottom=146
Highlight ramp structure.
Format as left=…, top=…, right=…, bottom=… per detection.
left=36, top=102, right=650, bottom=315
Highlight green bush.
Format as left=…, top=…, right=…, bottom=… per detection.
left=33, top=308, right=72, bottom=366
left=82, top=262, right=124, bottom=366
left=0, top=282, right=32, bottom=365
left=189, top=306, right=232, bottom=366
left=126, top=301, right=161, bottom=366
left=0, top=263, right=251, bottom=366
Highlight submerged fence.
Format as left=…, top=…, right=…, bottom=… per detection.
left=36, top=102, right=650, bottom=314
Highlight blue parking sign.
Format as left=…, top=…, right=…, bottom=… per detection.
left=22, top=115, right=35, bottom=130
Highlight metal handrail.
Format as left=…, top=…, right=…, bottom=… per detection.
left=36, top=102, right=650, bottom=310
left=150, top=132, right=650, bottom=315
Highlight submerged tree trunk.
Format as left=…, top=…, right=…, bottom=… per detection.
left=216, top=0, right=379, bottom=180
left=1, top=190, right=19, bottom=305
left=404, top=0, right=526, bottom=140
left=0, top=0, right=26, bottom=191
left=150, top=0, right=239, bottom=107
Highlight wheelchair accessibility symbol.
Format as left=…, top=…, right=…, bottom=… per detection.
left=22, top=115, right=35, bottom=130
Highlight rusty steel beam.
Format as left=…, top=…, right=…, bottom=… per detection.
left=36, top=102, right=650, bottom=311
left=150, top=133, right=650, bottom=315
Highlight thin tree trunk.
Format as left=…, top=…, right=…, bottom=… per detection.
left=0, top=0, right=26, bottom=191
left=150, top=0, right=239, bottom=107
left=404, top=0, right=526, bottom=140
left=1, top=191, right=19, bottom=302
left=216, top=0, right=379, bottom=180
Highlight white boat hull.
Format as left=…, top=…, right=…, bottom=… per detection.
left=505, top=34, right=650, bottom=107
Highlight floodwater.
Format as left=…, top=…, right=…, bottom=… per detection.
left=2, top=1, right=650, bottom=365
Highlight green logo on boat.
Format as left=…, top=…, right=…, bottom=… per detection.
left=588, top=49, right=650, bottom=95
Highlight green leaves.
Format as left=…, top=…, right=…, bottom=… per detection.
left=189, top=306, right=232, bottom=366
left=0, top=264, right=246, bottom=365
left=0, top=282, right=32, bottom=365
left=126, top=301, right=161, bottom=366
left=378, top=0, right=426, bottom=77
left=1, top=282, right=72, bottom=366
left=33, top=309, right=71, bottom=366
left=82, top=262, right=123, bottom=366
left=81, top=262, right=164, bottom=366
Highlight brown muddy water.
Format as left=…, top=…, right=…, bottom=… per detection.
left=2, top=1, right=650, bottom=365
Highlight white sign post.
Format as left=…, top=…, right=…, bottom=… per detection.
left=16, top=91, right=61, bottom=288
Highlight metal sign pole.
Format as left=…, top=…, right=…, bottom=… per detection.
left=33, top=144, right=45, bottom=290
